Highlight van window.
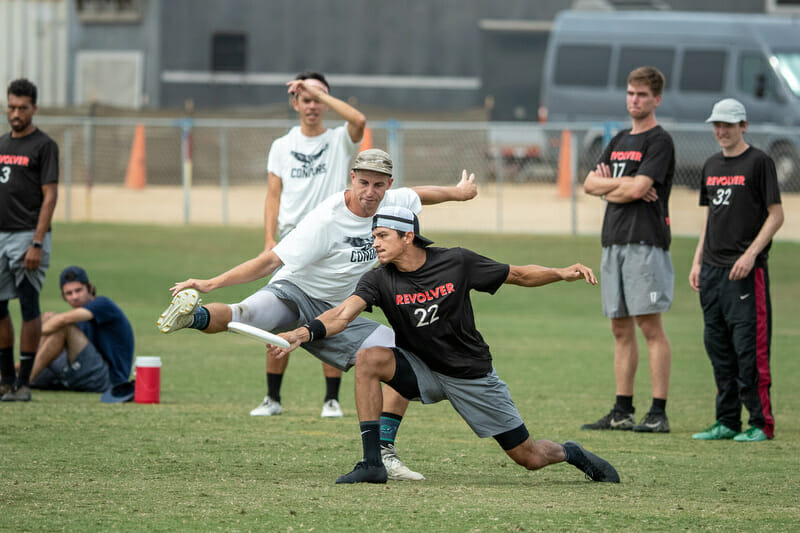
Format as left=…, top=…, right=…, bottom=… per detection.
left=554, top=45, right=612, bottom=87
left=739, top=53, right=775, bottom=99
left=616, top=47, right=675, bottom=88
left=680, top=50, right=726, bottom=92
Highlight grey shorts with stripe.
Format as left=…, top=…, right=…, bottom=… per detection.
left=601, top=244, right=674, bottom=319
left=394, top=347, right=524, bottom=438
left=0, top=231, right=52, bottom=300
left=266, top=280, right=387, bottom=371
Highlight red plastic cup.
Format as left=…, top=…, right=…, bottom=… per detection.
left=134, top=356, right=162, bottom=404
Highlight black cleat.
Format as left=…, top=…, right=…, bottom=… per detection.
left=633, top=411, right=670, bottom=433
left=581, top=408, right=635, bottom=431
left=563, top=441, right=620, bottom=483
left=335, top=460, right=388, bottom=484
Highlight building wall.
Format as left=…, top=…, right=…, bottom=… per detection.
left=63, top=0, right=772, bottom=111
left=0, top=0, right=69, bottom=107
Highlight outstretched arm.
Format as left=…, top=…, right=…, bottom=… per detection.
left=413, top=169, right=477, bottom=205
left=268, top=295, right=369, bottom=358
left=505, top=263, right=597, bottom=287
left=170, top=251, right=284, bottom=295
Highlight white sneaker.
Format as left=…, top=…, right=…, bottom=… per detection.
left=381, top=444, right=425, bottom=481
left=320, top=399, right=343, bottom=418
left=157, top=289, right=201, bottom=333
left=250, top=396, right=282, bottom=416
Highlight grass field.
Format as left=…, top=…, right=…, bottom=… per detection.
left=2, top=223, right=799, bottom=532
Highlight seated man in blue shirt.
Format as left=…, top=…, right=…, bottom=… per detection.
left=27, top=266, right=134, bottom=402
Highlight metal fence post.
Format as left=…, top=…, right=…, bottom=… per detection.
left=63, top=128, right=72, bottom=221
left=180, top=118, right=193, bottom=225
left=219, top=127, right=229, bottom=225
left=570, top=130, right=578, bottom=235
left=495, top=146, right=504, bottom=233
left=387, top=119, right=403, bottom=186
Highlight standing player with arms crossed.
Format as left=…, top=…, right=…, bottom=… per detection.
left=582, top=66, right=675, bottom=433
left=689, top=99, right=783, bottom=443
left=270, top=206, right=619, bottom=484
left=259, top=72, right=367, bottom=419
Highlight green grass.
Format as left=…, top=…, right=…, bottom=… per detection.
left=2, top=223, right=799, bottom=532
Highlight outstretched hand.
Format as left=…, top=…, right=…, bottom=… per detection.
left=267, top=330, right=304, bottom=359
left=456, top=169, right=478, bottom=200
left=558, top=263, right=597, bottom=285
left=170, top=279, right=213, bottom=296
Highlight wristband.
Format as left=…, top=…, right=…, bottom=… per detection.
left=31, top=240, right=43, bottom=249
left=302, top=319, right=327, bottom=342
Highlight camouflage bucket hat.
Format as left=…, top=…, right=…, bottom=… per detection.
left=352, top=148, right=393, bottom=176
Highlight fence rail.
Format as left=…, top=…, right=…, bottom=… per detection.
left=28, top=116, right=800, bottom=238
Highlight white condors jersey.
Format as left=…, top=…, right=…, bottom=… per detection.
left=267, top=124, right=357, bottom=237
left=270, top=188, right=422, bottom=305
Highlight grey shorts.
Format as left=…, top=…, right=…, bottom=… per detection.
left=31, top=343, right=111, bottom=392
left=265, top=280, right=387, bottom=371
left=601, top=244, right=674, bottom=319
left=393, top=347, right=524, bottom=439
left=0, top=231, right=52, bottom=300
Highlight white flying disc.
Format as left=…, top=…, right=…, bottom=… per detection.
left=227, top=321, right=290, bottom=349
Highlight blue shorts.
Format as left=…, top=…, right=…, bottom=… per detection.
left=31, top=343, right=111, bottom=392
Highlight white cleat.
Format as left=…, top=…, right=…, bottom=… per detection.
left=157, top=289, right=201, bottom=333
left=250, top=396, right=282, bottom=416
left=320, top=399, right=343, bottom=418
left=381, top=444, right=425, bottom=481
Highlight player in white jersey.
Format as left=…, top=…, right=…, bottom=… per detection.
left=263, top=72, right=366, bottom=419
left=157, top=149, right=477, bottom=481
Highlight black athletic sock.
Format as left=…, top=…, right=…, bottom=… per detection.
left=0, top=347, right=15, bottom=384
left=379, top=412, right=403, bottom=447
left=324, top=376, right=341, bottom=402
left=650, top=398, right=667, bottom=414
left=359, top=421, right=382, bottom=465
left=17, top=351, right=35, bottom=386
left=615, top=395, right=634, bottom=414
left=266, top=372, right=283, bottom=403
left=190, top=306, right=210, bottom=330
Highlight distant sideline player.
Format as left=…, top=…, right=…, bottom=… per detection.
left=582, top=66, right=675, bottom=433
left=260, top=71, right=368, bottom=419
left=158, top=148, right=477, bottom=481
left=1, top=78, right=59, bottom=401
left=270, top=206, right=620, bottom=485
left=30, top=266, right=135, bottom=402
left=689, top=98, right=783, bottom=443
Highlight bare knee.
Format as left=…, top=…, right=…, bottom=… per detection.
left=355, top=347, right=395, bottom=381
left=635, top=314, right=666, bottom=341
left=610, top=317, right=635, bottom=340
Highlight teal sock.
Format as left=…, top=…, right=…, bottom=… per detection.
left=190, top=306, right=210, bottom=330
left=379, top=412, right=402, bottom=447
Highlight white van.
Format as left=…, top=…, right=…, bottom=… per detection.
left=540, top=10, right=800, bottom=189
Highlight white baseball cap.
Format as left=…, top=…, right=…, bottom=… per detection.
left=706, top=98, right=747, bottom=123
left=372, top=205, right=433, bottom=247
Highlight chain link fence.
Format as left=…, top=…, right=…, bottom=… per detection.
left=33, top=116, right=800, bottom=237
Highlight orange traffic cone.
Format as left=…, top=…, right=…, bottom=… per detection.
left=359, top=126, right=373, bottom=152
left=125, top=124, right=147, bottom=189
left=557, top=129, right=572, bottom=198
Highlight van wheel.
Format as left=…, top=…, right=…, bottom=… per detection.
left=770, top=143, right=800, bottom=192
